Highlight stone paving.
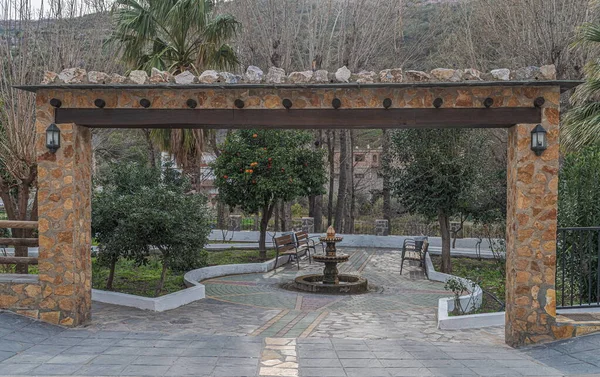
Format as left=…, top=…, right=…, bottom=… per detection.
left=0, top=247, right=599, bottom=376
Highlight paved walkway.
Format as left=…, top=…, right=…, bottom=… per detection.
left=0, top=247, right=599, bottom=376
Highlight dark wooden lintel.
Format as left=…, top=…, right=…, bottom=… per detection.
left=55, top=107, right=541, bottom=129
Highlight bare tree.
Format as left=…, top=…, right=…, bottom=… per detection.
left=0, top=0, right=120, bottom=272
left=434, top=0, right=598, bottom=78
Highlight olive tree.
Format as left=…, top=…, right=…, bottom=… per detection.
left=388, top=128, right=490, bottom=273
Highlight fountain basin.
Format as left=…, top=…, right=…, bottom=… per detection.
left=312, top=254, right=349, bottom=263
left=294, top=274, right=368, bottom=294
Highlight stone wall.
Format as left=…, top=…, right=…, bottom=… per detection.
left=0, top=276, right=43, bottom=319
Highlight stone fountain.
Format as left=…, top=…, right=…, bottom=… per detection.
left=294, top=226, right=368, bottom=294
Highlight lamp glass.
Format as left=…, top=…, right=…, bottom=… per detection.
left=531, top=132, right=538, bottom=149
left=537, top=132, right=545, bottom=147
left=46, top=123, right=60, bottom=152
left=530, top=124, right=547, bottom=156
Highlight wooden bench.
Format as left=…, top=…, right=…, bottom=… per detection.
left=273, top=234, right=301, bottom=270
left=273, top=232, right=322, bottom=270
left=400, top=238, right=429, bottom=274
left=294, top=231, right=324, bottom=264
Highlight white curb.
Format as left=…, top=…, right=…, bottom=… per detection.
left=92, top=254, right=292, bottom=312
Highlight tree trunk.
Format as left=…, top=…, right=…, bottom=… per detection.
left=382, top=129, right=392, bottom=234
left=327, top=130, right=336, bottom=226
left=334, top=130, right=348, bottom=231
left=438, top=210, right=452, bottom=273
left=216, top=201, right=227, bottom=230
left=106, top=258, right=117, bottom=290
left=345, top=130, right=355, bottom=234
left=155, top=260, right=168, bottom=297
left=283, top=202, right=292, bottom=231
left=314, top=195, right=323, bottom=233
left=259, top=203, right=275, bottom=259
left=274, top=201, right=281, bottom=232
left=452, top=214, right=466, bottom=249
left=142, top=129, right=156, bottom=168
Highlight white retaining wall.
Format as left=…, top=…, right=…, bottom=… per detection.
left=92, top=254, right=292, bottom=312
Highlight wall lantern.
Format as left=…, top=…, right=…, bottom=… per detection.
left=46, top=123, right=61, bottom=153
left=531, top=124, right=547, bottom=156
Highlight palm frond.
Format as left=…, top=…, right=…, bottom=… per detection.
left=562, top=102, right=600, bottom=151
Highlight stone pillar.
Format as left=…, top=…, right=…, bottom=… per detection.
left=301, top=217, right=314, bottom=233
left=505, top=90, right=560, bottom=347
left=36, top=98, right=92, bottom=326
left=375, top=220, right=389, bottom=236
left=228, top=215, right=242, bottom=231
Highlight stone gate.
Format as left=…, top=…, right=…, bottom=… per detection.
left=0, top=65, right=594, bottom=347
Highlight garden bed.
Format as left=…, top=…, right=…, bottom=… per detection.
left=93, top=249, right=276, bottom=298
left=432, top=255, right=505, bottom=314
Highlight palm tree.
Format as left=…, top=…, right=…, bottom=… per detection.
left=109, top=0, right=239, bottom=73
left=109, top=0, right=239, bottom=184
left=563, top=23, right=600, bottom=151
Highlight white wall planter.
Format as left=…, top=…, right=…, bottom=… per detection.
left=92, top=254, right=292, bottom=312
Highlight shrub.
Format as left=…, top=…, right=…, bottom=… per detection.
left=92, top=163, right=211, bottom=295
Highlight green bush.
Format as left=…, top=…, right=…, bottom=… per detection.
left=559, top=146, right=600, bottom=227
left=92, top=163, right=212, bottom=296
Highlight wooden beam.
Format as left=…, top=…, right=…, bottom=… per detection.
left=0, top=220, right=38, bottom=229
left=55, top=108, right=541, bottom=129
left=0, top=238, right=39, bottom=247
left=0, top=256, right=38, bottom=265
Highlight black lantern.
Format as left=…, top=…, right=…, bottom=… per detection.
left=530, top=124, right=547, bottom=156
left=46, top=123, right=61, bottom=153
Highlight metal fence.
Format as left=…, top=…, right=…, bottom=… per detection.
left=557, top=227, right=600, bottom=309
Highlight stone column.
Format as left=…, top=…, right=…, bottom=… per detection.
left=36, top=94, right=92, bottom=326
left=375, top=220, right=389, bottom=236
left=301, top=217, right=314, bottom=233
left=505, top=89, right=560, bottom=346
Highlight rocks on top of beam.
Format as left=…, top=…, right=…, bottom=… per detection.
left=40, top=64, right=558, bottom=85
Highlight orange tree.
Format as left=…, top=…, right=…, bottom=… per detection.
left=212, top=129, right=326, bottom=258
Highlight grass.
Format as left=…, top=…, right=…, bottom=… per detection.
left=90, top=248, right=277, bottom=298
left=207, top=249, right=276, bottom=266
left=92, top=257, right=185, bottom=297
left=2, top=247, right=278, bottom=298
left=432, top=256, right=506, bottom=314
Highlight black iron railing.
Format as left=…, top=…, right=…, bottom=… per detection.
left=557, top=227, right=600, bottom=309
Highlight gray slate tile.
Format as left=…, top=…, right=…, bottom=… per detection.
left=300, top=367, right=346, bottom=376
left=299, top=358, right=343, bottom=368
left=0, top=351, right=15, bottom=362
left=89, top=354, right=137, bottom=365
left=165, top=363, right=215, bottom=376
left=75, top=363, right=127, bottom=376
left=213, top=365, right=257, bottom=376
left=387, top=368, right=433, bottom=377
left=120, top=364, right=171, bottom=376
left=0, top=363, right=37, bottom=375
left=132, top=355, right=178, bottom=365
left=345, top=367, right=390, bottom=376
left=46, top=353, right=96, bottom=364
left=30, top=363, right=84, bottom=375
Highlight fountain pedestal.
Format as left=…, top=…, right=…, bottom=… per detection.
left=294, top=226, right=368, bottom=294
